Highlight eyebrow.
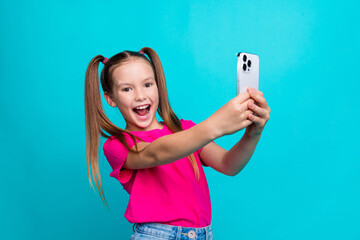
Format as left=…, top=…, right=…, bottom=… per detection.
left=117, top=77, right=154, bottom=87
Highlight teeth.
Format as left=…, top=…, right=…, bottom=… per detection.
left=135, top=105, right=149, bottom=110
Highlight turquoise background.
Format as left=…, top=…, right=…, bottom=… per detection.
left=1, top=0, right=359, bottom=239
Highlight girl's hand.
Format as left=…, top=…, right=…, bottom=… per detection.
left=207, top=92, right=256, bottom=137
left=245, top=87, right=271, bottom=138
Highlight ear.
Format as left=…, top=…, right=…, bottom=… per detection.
left=104, top=92, right=117, bottom=107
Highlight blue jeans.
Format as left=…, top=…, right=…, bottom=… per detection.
left=130, top=222, right=214, bottom=240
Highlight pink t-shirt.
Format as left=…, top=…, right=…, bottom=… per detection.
left=103, top=119, right=212, bottom=227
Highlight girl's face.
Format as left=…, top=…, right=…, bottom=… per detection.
left=104, top=59, right=162, bottom=132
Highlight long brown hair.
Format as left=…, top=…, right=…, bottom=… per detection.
left=84, top=47, right=200, bottom=209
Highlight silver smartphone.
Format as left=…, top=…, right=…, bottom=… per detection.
left=237, top=52, right=259, bottom=95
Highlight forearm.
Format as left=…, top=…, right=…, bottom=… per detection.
left=145, top=119, right=218, bottom=165
left=223, top=132, right=261, bottom=176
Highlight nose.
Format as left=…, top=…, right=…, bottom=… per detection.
left=134, top=88, right=146, bottom=101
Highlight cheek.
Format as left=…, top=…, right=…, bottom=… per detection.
left=117, top=97, right=132, bottom=110
left=151, top=90, right=160, bottom=104
left=153, top=86, right=160, bottom=98
left=117, top=94, right=131, bottom=103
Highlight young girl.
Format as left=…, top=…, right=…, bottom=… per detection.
left=84, top=47, right=270, bottom=239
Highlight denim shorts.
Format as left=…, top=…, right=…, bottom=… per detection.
left=130, top=222, right=214, bottom=240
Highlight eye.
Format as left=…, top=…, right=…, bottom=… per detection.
left=122, top=87, right=131, bottom=92
left=145, top=82, right=153, bottom=87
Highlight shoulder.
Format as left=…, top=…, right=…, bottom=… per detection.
left=103, top=135, right=121, bottom=150
left=103, top=134, right=132, bottom=158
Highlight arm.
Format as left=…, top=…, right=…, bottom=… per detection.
left=149, top=119, right=218, bottom=164
left=200, top=87, right=270, bottom=176
left=222, top=132, right=261, bottom=176
left=124, top=119, right=219, bottom=169
left=198, top=132, right=261, bottom=176
left=222, top=87, right=270, bottom=176
left=124, top=91, right=257, bottom=170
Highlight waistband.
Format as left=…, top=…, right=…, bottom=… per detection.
left=133, top=222, right=213, bottom=239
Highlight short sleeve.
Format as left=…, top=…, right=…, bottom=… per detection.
left=180, top=119, right=214, bottom=167
left=103, top=138, right=134, bottom=185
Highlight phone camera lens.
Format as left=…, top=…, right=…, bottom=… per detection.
left=242, top=63, right=247, bottom=71
left=243, top=55, right=247, bottom=62
left=247, top=60, right=251, bottom=67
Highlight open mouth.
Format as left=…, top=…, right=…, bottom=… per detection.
left=132, top=105, right=151, bottom=117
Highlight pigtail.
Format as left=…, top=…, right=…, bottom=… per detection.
left=140, top=48, right=201, bottom=182
left=85, top=55, right=146, bottom=209
left=84, top=55, right=111, bottom=209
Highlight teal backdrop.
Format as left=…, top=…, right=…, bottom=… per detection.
left=1, top=0, right=359, bottom=239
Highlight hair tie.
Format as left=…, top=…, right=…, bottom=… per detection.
left=139, top=51, right=145, bottom=55
left=102, top=57, right=108, bottom=64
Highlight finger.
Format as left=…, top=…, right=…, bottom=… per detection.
left=240, top=99, right=255, bottom=110
left=247, top=87, right=263, bottom=96
left=247, top=112, right=263, bottom=124
left=243, top=109, right=254, bottom=119
left=248, top=101, right=268, bottom=118
left=247, top=89, right=269, bottom=109
left=244, top=119, right=253, bottom=127
left=234, top=91, right=251, bottom=104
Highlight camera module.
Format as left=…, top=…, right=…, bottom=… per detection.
left=247, top=60, right=251, bottom=67
left=243, top=55, right=247, bottom=62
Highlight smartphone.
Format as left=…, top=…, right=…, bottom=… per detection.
left=237, top=52, right=259, bottom=95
